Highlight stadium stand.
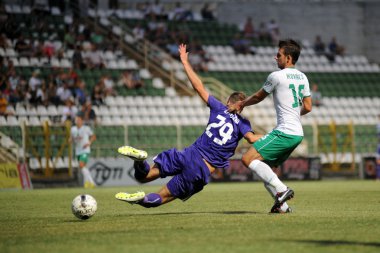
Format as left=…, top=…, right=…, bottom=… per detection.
left=0, top=1, right=379, bottom=176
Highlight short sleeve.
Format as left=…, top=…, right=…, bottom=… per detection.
left=302, top=75, right=311, bottom=97
left=207, top=95, right=225, bottom=111
left=262, top=72, right=279, bottom=94
left=239, top=118, right=252, bottom=136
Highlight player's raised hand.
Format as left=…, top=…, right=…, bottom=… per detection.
left=179, top=44, right=188, bottom=63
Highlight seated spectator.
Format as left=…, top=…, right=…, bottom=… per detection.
left=72, top=45, right=85, bottom=70
left=15, top=35, right=33, bottom=57
left=311, top=83, right=323, bottom=107
left=101, top=75, right=116, bottom=97
left=47, top=81, right=61, bottom=106
left=91, top=82, right=105, bottom=106
left=328, top=37, right=345, bottom=56
left=231, top=33, right=250, bottom=54
left=257, top=22, right=270, bottom=42
left=74, top=80, right=87, bottom=105
left=313, top=35, right=326, bottom=55
left=29, top=69, right=44, bottom=92
left=80, top=100, right=97, bottom=127
left=61, top=97, right=78, bottom=123
left=42, top=40, right=55, bottom=58
left=171, top=2, right=193, bottom=21
left=201, top=3, right=215, bottom=21
left=0, top=90, right=12, bottom=116
left=266, top=19, right=280, bottom=45
left=241, top=17, right=255, bottom=39
left=56, top=83, right=73, bottom=105
left=29, top=83, right=47, bottom=106
left=132, top=23, right=145, bottom=41
left=188, top=40, right=209, bottom=72
left=118, top=70, right=144, bottom=90
left=146, top=0, right=167, bottom=20
left=84, top=44, right=104, bottom=69
left=0, top=33, right=11, bottom=49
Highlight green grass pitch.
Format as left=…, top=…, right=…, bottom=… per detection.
left=1, top=180, right=379, bottom=253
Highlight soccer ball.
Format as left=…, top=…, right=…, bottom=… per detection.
left=71, top=194, right=97, bottom=220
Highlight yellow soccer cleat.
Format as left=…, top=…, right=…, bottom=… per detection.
left=115, top=191, right=146, bottom=204
left=84, top=181, right=96, bottom=189
left=117, top=146, right=148, bottom=161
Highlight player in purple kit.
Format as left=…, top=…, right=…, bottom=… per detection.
left=115, top=44, right=259, bottom=207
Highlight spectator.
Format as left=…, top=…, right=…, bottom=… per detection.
left=101, top=75, right=116, bottom=97
left=188, top=40, right=209, bottom=72
left=47, top=81, right=61, bottom=106
left=42, top=40, right=55, bottom=58
left=171, top=2, right=193, bottom=21
left=91, top=81, right=105, bottom=106
left=29, top=83, right=47, bottom=106
left=0, top=90, right=12, bottom=116
left=118, top=70, right=144, bottom=90
left=15, top=35, right=33, bottom=57
left=56, top=83, right=73, bottom=105
left=241, top=17, right=255, bottom=39
left=313, top=35, right=326, bottom=55
left=0, top=33, right=11, bottom=49
left=146, top=0, right=167, bottom=20
left=61, top=96, right=78, bottom=123
left=328, top=36, right=345, bottom=56
left=72, top=45, right=85, bottom=70
left=80, top=100, right=97, bottom=127
left=28, top=69, right=44, bottom=92
left=201, top=3, right=215, bottom=21
left=257, top=22, right=269, bottom=42
left=84, top=44, right=104, bottom=69
left=132, top=23, right=145, bottom=41
left=311, top=83, right=323, bottom=107
left=231, top=33, right=250, bottom=54
left=266, top=19, right=279, bottom=44
left=74, top=80, right=87, bottom=105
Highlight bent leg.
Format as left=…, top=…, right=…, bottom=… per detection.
left=243, top=147, right=287, bottom=193
left=134, top=163, right=161, bottom=183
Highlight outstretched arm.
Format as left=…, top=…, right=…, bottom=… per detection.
left=228, top=88, right=269, bottom=113
left=179, top=44, right=209, bottom=103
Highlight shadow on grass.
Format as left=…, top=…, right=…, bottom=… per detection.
left=149, top=211, right=262, bottom=216
left=291, top=239, right=380, bottom=248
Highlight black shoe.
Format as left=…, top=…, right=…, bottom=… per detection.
left=270, top=204, right=293, bottom=214
left=275, top=188, right=294, bottom=206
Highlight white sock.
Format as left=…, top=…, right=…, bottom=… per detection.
left=82, top=167, right=96, bottom=185
left=263, top=182, right=276, bottom=199
left=249, top=160, right=287, bottom=193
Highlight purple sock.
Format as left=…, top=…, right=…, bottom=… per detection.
left=134, top=161, right=150, bottom=181
left=138, top=193, right=162, bottom=208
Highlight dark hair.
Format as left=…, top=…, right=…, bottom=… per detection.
left=227, top=91, right=246, bottom=104
left=279, top=39, right=301, bottom=64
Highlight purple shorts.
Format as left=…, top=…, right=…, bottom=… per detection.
left=153, top=146, right=211, bottom=200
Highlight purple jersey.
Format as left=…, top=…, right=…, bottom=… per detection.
left=193, top=96, right=252, bottom=168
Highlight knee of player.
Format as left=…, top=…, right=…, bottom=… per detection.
left=242, top=153, right=253, bottom=167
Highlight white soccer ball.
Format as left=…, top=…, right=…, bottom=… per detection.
left=71, top=194, right=97, bottom=220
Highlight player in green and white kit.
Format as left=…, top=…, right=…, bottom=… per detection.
left=230, top=39, right=312, bottom=213
left=70, top=111, right=97, bottom=188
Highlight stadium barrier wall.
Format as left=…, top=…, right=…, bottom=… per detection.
left=85, top=157, right=321, bottom=187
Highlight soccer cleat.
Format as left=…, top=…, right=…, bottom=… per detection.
left=84, top=181, right=96, bottom=189
left=115, top=191, right=145, bottom=204
left=270, top=204, right=293, bottom=214
left=118, top=146, right=148, bottom=161
left=275, top=188, right=294, bottom=206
